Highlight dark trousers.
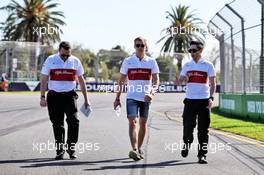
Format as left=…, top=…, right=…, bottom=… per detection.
left=47, top=90, right=79, bottom=153
left=182, top=98, right=211, bottom=156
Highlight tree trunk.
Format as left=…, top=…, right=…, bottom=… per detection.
left=176, top=54, right=184, bottom=75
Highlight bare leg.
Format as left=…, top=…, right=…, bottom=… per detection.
left=128, top=117, right=138, bottom=150
left=138, top=118, right=147, bottom=149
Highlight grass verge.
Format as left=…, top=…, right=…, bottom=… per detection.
left=211, top=107, right=264, bottom=142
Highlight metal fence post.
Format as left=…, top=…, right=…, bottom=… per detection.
left=226, top=4, right=246, bottom=94
left=209, top=21, right=226, bottom=93
left=216, top=13, right=235, bottom=93
left=258, top=0, right=264, bottom=93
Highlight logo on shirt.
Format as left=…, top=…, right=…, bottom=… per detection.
left=187, top=70, right=208, bottom=84
left=128, top=68, right=152, bottom=80
left=50, top=69, right=77, bottom=81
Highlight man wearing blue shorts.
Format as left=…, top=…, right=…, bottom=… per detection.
left=114, top=37, right=160, bottom=161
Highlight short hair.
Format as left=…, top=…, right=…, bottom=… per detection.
left=190, top=41, right=204, bottom=49
left=59, top=41, right=71, bottom=50
left=134, top=36, right=148, bottom=49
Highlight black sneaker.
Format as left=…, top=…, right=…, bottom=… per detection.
left=55, top=151, right=65, bottom=160
left=66, top=150, right=77, bottom=160
left=181, top=144, right=189, bottom=158
left=138, top=149, right=144, bottom=159
left=198, top=155, right=207, bottom=164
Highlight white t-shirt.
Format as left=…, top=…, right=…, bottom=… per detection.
left=41, top=53, right=84, bottom=92
left=120, top=54, right=160, bottom=102
left=180, top=58, right=216, bottom=99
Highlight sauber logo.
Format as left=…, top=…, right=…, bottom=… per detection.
left=50, top=69, right=77, bottom=81
left=128, top=68, right=152, bottom=80
left=188, top=71, right=206, bottom=77
left=187, top=70, right=208, bottom=84
left=130, top=69, right=150, bottom=74
left=54, top=70, right=75, bottom=75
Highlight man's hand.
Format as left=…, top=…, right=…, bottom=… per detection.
left=176, top=75, right=188, bottom=86
left=207, top=99, right=213, bottom=109
left=144, top=94, right=153, bottom=102
left=78, top=75, right=92, bottom=109
left=175, top=76, right=181, bottom=86
left=113, top=74, right=126, bottom=110
left=40, top=74, right=48, bottom=107
left=147, top=73, right=159, bottom=102
left=209, top=76, right=216, bottom=109
left=113, top=99, right=121, bottom=110
left=84, top=99, right=91, bottom=109
left=40, top=98, right=47, bottom=107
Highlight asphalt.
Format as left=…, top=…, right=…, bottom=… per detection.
left=0, top=92, right=263, bottom=175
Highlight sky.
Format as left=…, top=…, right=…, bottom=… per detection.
left=0, top=0, right=241, bottom=56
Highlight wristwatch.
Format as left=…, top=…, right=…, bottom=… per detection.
left=209, top=96, right=214, bottom=101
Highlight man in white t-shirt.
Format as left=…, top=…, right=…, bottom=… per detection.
left=114, top=37, right=160, bottom=161
left=40, top=41, right=91, bottom=160
left=177, top=41, right=216, bottom=164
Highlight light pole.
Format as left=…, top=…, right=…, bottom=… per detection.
left=95, top=52, right=101, bottom=83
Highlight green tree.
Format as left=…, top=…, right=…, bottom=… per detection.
left=156, top=55, right=177, bottom=83
left=109, top=66, right=120, bottom=81
left=100, top=45, right=129, bottom=70
left=100, top=62, right=109, bottom=81
left=0, top=0, right=65, bottom=45
left=98, top=45, right=129, bottom=81
left=71, top=44, right=96, bottom=78
left=157, top=4, right=205, bottom=75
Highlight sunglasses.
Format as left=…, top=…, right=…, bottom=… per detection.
left=60, top=54, right=70, bottom=58
left=188, top=49, right=199, bottom=53
left=135, top=44, right=145, bottom=48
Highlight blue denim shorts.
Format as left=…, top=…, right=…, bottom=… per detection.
left=126, top=99, right=150, bottom=118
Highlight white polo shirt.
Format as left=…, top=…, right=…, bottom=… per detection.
left=120, top=54, right=160, bottom=102
left=180, top=58, right=216, bottom=99
left=41, top=53, right=84, bottom=92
